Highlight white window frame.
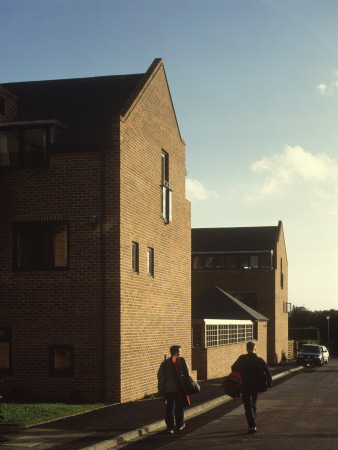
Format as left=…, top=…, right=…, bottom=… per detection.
left=205, top=319, right=254, bottom=348
left=161, top=150, right=172, bottom=223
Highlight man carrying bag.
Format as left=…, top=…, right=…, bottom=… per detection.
left=157, top=345, right=199, bottom=434
left=231, top=341, right=272, bottom=434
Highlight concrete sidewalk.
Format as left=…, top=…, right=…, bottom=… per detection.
left=0, top=364, right=302, bottom=450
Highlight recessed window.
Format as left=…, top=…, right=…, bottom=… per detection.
left=147, top=247, right=154, bottom=277
left=132, top=242, right=139, bottom=273
left=14, top=221, right=69, bottom=270
left=161, top=150, right=172, bottom=223
left=49, top=345, right=74, bottom=377
left=0, top=328, right=11, bottom=377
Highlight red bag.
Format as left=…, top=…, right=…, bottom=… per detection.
left=222, top=371, right=243, bottom=398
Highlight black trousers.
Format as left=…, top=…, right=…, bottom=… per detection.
left=164, top=393, right=184, bottom=429
left=242, top=390, right=258, bottom=428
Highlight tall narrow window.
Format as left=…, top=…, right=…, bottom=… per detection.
left=280, top=258, right=284, bottom=289
left=147, top=247, right=154, bottom=277
left=132, top=242, right=139, bottom=273
left=14, top=221, right=68, bottom=270
left=161, top=150, right=172, bottom=223
left=49, top=345, right=74, bottom=377
left=0, top=328, right=11, bottom=377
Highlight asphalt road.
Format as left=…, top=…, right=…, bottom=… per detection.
left=120, top=359, right=338, bottom=449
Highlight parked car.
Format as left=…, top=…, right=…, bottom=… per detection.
left=321, top=345, right=329, bottom=364
left=296, top=344, right=327, bottom=367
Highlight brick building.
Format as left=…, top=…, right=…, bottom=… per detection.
left=0, top=59, right=191, bottom=403
left=191, top=221, right=288, bottom=364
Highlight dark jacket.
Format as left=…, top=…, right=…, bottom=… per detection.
left=157, top=357, right=189, bottom=395
left=232, top=353, right=272, bottom=394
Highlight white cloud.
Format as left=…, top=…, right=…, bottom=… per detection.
left=248, top=145, right=338, bottom=199
left=186, top=178, right=218, bottom=201
left=317, top=83, right=328, bottom=95
left=318, top=71, right=338, bottom=96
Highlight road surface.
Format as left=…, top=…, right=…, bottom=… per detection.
left=121, top=360, right=338, bottom=449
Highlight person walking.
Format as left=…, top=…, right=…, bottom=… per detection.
left=157, top=345, right=190, bottom=434
left=231, top=341, right=272, bottom=434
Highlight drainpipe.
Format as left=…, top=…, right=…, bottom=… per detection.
left=100, top=146, right=107, bottom=402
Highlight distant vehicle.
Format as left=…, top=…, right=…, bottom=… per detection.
left=296, top=344, right=328, bottom=367
left=321, top=345, right=329, bottom=364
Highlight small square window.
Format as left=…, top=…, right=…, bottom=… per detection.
left=132, top=242, right=139, bottom=273
left=49, top=345, right=74, bottom=377
left=147, top=247, right=154, bottom=277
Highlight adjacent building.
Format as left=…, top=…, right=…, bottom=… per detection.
left=0, top=59, right=191, bottom=403
left=191, top=221, right=289, bottom=364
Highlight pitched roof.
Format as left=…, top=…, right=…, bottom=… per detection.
left=192, top=286, right=269, bottom=321
left=192, top=223, right=281, bottom=253
left=1, top=64, right=153, bottom=149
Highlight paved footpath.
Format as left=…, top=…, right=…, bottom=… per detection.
left=120, top=361, right=338, bottom=450
left=0, top=364, right=301, bottom=450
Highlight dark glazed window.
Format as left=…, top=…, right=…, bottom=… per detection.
left=14, top=221, right=68, bottom=270
left=147, top=247, right=154, bottom=276
left=49, top=345, right=74, bottom=377
left=132, top=242, right=139, bottom=273
left=0, top=128, right=48, bottom=168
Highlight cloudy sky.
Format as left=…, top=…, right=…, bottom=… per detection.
left=2, top=0, right=338, bottom=311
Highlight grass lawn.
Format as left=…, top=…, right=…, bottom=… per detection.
left=0, top=402, right=104, bottom=426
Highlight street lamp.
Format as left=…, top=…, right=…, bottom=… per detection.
left=326, top=315, right=330, bottom=349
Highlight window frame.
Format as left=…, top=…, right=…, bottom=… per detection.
left=161, top=150, right=172, bottom=223
left=49, top=345, right=74, bottom=378
left=13, top=220, right=69, bottom=271
left=147, top=247, right=154, bottom=277
left=205, top=320, right=254, bottom=348
left=132, top=241, right=139, bottom=274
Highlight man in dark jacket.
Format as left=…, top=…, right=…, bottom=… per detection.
left=157, top=345, right=190, bottom=434
left=232, top=341, right=272, bottom=433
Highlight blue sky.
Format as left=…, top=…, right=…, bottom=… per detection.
left=2, top=0, right=338, bottom=311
